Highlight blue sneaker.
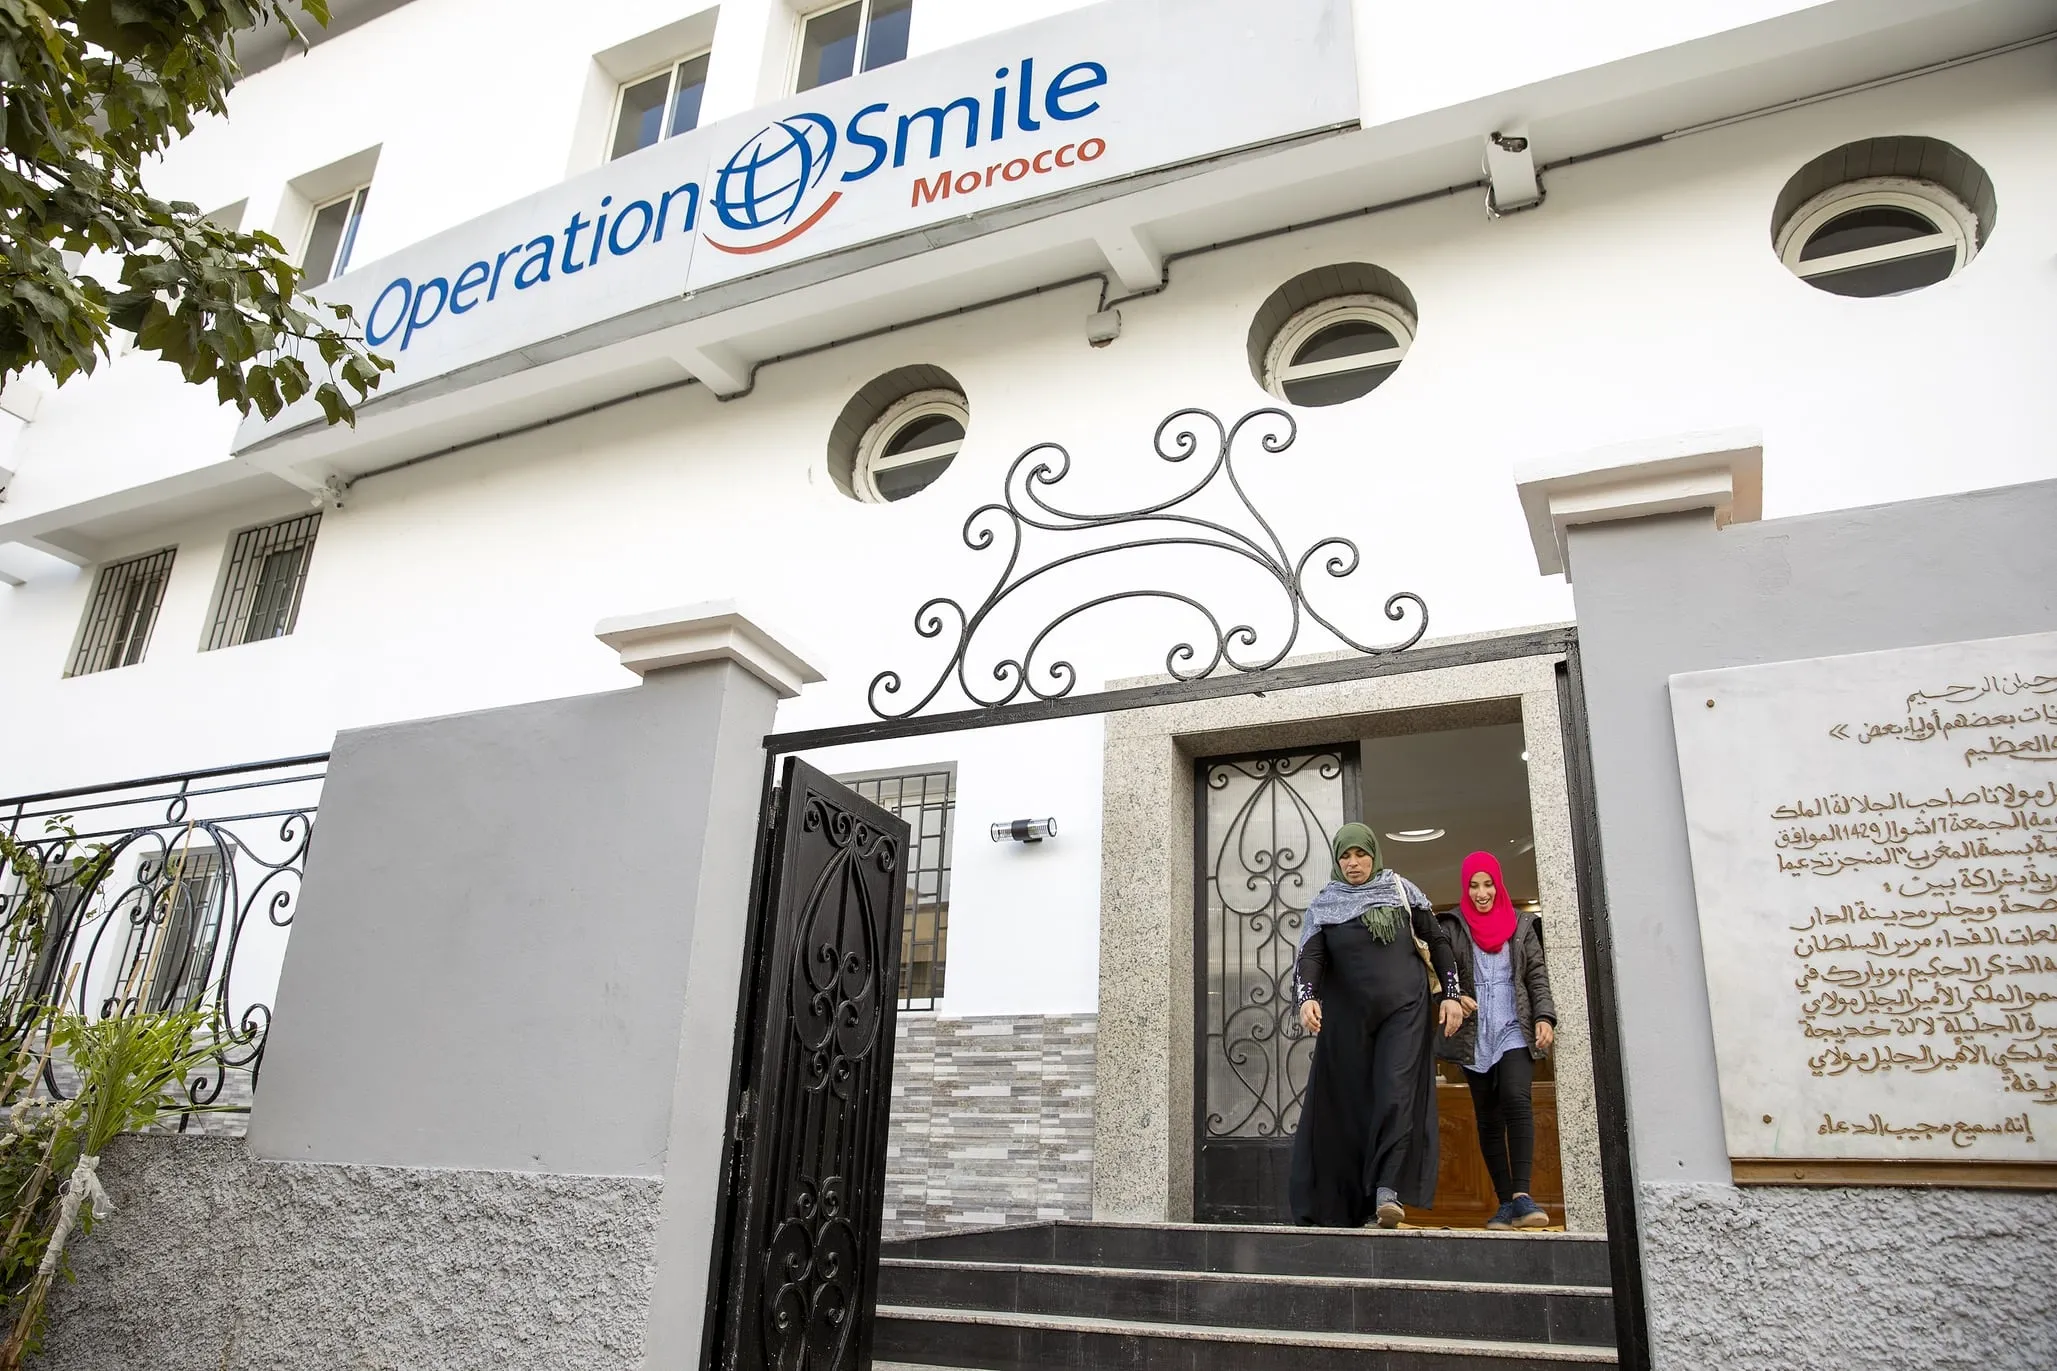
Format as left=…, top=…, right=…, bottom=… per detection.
left=1486, top=1201, right=1518, bottom=1231
left=1509, top=1195, right=1551, bottom=1229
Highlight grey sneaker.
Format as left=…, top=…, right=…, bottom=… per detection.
left=1510, top=1195, right=1551, bottom=1229
left=1374, top=1188, right=1404, bottom=1229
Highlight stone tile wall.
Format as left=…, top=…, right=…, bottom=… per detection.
left=885, top=1013, right=1097, bottom=1236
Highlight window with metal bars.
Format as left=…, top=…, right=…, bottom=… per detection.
left=842, top=766, right=954, bottom=1010
left=123, top=846, right=227, bottom=1015
left=207, top=514, right=321, bottom=650
left=67, top=548, right=175, bottom=677
left=0, top=862, right=87, bottom=1016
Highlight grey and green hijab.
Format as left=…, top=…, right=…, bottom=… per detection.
left=1297, top=822, right=1433, bottom=949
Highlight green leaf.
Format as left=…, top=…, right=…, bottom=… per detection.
left=246, top=362, right=282, bottom=418
left=1, top=0, right=369, bottom=424
left=312, top=381, right=350, bottom=427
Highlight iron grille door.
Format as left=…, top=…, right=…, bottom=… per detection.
left=1193, top=744, right=1359, bottom=1224
left=715, top=758, right=910, bottom=1371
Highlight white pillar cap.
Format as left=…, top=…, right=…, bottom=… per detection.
left=594, top=600, right=825, bottom=699
left=1513, top=428, right=1763, bottom=580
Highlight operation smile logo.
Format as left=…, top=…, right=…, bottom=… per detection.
left=360, top=56, right=1111, bottom=355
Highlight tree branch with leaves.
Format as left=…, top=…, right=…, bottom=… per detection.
left=1, top=0, right=392, bottom=425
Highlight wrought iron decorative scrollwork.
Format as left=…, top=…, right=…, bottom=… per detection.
left=0, top=757, right=324, bottom=1132
left=758, top=787, right=898, bottom=1371
left=1201, top=749, right=1346, bottom=1141
left=869, top=406, right=1429, bottom=719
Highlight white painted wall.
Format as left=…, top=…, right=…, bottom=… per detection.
left=0, top=0, right=1937, bottom=533
left=799, top=717, right=1106, bottom=1018
left=1, top=3, right=2052, bottom=1019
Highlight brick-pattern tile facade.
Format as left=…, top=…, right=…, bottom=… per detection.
left=885, top=1013, right=1097, bottom=1237
left=41, top=1048, right=252, bottom=1137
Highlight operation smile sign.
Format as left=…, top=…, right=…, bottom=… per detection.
left=236, top=0, right=1357, bottom=445
left=362, top=58, right=1113, bottom=356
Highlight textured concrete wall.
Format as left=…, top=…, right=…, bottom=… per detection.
left=886, top=1014, right=1097, bottom=1236
left=243, top=655, right=779, bottom=1371
left=38, top=1135, right=662, bottom=1371
left=1639, top=1182, right=2057, bottom=1371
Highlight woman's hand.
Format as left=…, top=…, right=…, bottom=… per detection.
left=1300, top=1001, right=1322, bottom=1035
left=1535, top=1020, right=1555, bottom=1052
left=1459, top=995, right=1477, bottom=1017
left=1439, top=999, right=1464, bottom=1038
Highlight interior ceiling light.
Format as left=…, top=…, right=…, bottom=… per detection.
left=1385, top=828, right=1445, bottom=842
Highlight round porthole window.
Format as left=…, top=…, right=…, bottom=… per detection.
left=826, top=365, right=969, bottom=504
left=854, top=390, right=967, bottom=503
left=1247, top=264, right=1419, bottom=409
left=1770, top=138, right=1994, bottom=298
left=1262, top=296, right=1414, bottom=406
left=1777, top=180, right=1976, bottom=297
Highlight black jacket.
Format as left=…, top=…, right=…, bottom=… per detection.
left=1434, top=910, right=1557, bottom=1063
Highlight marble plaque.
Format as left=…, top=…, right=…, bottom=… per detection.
left=1670, top=631, right=2057, bottom=1167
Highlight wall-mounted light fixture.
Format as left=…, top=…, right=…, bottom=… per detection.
left=1385, top=828, right=1445, bottom=843
left=991, top=817, right=1058, bottom=844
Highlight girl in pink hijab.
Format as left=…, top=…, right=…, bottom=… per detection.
left=1435, top=851, right=1559, bottom=1230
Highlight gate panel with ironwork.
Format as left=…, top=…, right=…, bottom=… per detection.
left=707, top=404, right=1644, bottom=1363
left=1193, top=744, right=1359, bottom=1224
left=711, top=757, right=911, bottom=1371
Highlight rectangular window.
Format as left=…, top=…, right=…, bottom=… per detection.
left=843, top=766, right=953, bottom=1010
left=610, top=51, right=711, bottom=161
left=67, top=548, right=175, bottom=677
left=131, top=847, right=226, bottom=1015
left=206, top=513, right=320, bottom=650
left=0, top=862, right=86, bottom=1015
left=301, top=185, right=370, bottom=288
left=795, top=0, right=911, bottom=93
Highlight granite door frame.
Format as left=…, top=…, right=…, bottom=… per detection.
left=1093, top=641, right=1610, bottom=1233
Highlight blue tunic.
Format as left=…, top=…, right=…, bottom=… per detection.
left=1467, top=940, right=1530, bottom=1073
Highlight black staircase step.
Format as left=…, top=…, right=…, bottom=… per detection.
left=883, top=1221, right=1612, bottom=1288
left=876, top=1258, right=1614, bottom=1346
left=874, top=1305, right=1620, bottom=1371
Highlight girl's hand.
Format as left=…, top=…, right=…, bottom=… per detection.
left=1300, top=1001, right=1322, bottom=1035
left=1439, top=999, right=1465, bottom=1038
left=1535, top=1020, right=1555, bottom=1052
left=1459, top=995, right=1478, bottom=1017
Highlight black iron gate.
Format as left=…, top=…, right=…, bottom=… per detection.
left=1192, top=744, right=1360, bottom=1224
left=708, top=757, right=910, bottom=1371
left=700, top=404, right=1650, bottom=1368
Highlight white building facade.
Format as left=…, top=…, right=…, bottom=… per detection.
left=2, top=2, right=2054, bottom=1367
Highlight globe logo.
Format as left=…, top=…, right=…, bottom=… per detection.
left=714, top=114, right=839, bottom=234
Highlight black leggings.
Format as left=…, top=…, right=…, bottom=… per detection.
left=1463, top=1049, right=1534, bottom=1202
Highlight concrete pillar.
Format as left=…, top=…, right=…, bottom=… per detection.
left=249, top=600, right=821, bottom=1371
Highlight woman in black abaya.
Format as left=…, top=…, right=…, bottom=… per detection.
left=1290, top=823, right=1463, bottom=1229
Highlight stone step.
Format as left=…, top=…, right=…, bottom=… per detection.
left=882, top=1220, right=1612, bottom=1288
left=876, top=1257, right=1614, bottom=1346
left=873, top=1305, right=1621, bottom=1371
